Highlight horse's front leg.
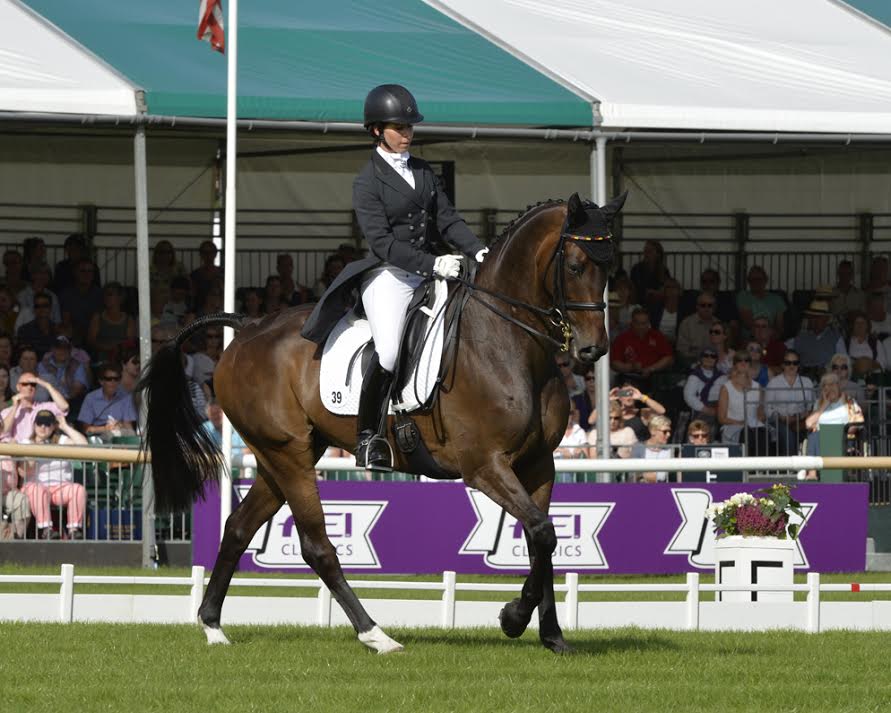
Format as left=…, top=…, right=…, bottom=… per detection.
left=462, top=453, right=563, bottom=652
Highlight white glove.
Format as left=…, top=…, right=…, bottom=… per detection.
left=433, top=254, right=462, bottom=279
left=475, top=247, right=489, bottom=263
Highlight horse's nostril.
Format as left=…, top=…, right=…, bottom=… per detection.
left=578, top=345, right=605, bottom=363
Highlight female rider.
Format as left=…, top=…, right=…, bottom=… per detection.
left=302, top=84, right=488, bottom=471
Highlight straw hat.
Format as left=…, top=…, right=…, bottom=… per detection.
left=804, top=299, right=832, bottom=317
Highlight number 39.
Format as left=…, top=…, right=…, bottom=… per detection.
left=331, top=391, right=342, bottom=404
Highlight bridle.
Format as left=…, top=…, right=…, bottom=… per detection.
left=455, top=224, right=613, bottom=353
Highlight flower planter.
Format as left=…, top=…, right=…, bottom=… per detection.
left=713, top=535, right=795, bottom=602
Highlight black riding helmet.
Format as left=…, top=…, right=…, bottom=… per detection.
left=363, top=84, right=424, bottom=130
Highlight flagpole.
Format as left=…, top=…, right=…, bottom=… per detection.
left=220, top=0, right=237, bottom=543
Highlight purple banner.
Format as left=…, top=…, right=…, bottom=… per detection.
left=193, top=481, right=868, bottom=574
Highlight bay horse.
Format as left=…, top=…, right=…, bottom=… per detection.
left=139, top=191, right=625, bottom=654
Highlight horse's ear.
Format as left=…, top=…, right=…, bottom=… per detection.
left=600, top=191, right=628, bottom=221
left=566, top=193, right=587, bottom=225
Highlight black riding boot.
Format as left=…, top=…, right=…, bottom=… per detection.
left=356, top=360, right=394, bottom=471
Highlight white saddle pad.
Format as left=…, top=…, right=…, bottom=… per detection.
left=319, top=279, right=448, bottom=415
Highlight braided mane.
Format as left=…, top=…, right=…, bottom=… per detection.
left=488, top=199, right=565, bottom=250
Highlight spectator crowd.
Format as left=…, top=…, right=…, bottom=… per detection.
left=555, top=244, right=889, bottom=481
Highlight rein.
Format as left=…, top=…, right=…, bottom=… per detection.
left=455, top=231, right=611, bottom=353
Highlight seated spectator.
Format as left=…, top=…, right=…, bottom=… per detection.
left=676, top=292, right=718, bottom=364
left=610, top=308, right=674, bottom=387
left=17, top=263, right=60, bottom=325
left=1, top=249, right=26, bottom=295
left=804, top=372, right=865, bottom=479
left=630, top=240, right=670, bottom=308
left=650, top=277, right=682, bottom=345
left=0, top=287, right=19, bottom=337
left=610, top=382, right=666, bottom=441
left=1, top=452, right=30, bottom=539
left=843, top=310, right=887, bottom=378
left=631, top=414, right=673, bottom=483
left=16, top=290, right=58, bottom=359
left=119, top=348, right=141, bottom=395
left=746, top=341, right=770, bottom=386
left=0, top=365, right=12, bottom=408
left=191, top=328, right=222, bottom=391
left=38, top=336, right=89, bottom=415
left=737, top=265, right=785, bottom=339
left=21, top=237, right=48, bottom=282
left=611, top=274, right=639, bottom=334
left=240, top=287, right=264, bottom=320
left=149, top=240, right=187, bottom=295
left=0, top=371, right=69, bottom=442
left=59, top=258, right=103, bottom=345
left=313, top=254, right=347, bottom=301
left=190, top=241, right=222, bottom=305
left=831, top=259, right=864, bottom=321
left=20, top=410, right=88, bottom=539
left=10, top=348, right=48, bottom=402
left=278, top=253, right=313, bottom=305
left=554, top=404, right=589, bottom=481
left=680, top=268, right=739, bottom=330
left=262, top=275, right=287, bottom=315
left=828, top=353, right=865, bottom=404
left=683, top=347, right=726, bottom=422
left=866, top=291, right=891, bottom=340
left=202, top=399, right=252, bottom=458
left=708, top=320, right=734, bottom=374
left=162, top=276, right=192, bottom=326
left=556, top=355, right=584, bottom=398
left=88, top=283, right=136, bottom=365
left=765, top=349, right=814, bottom=457
left=587, top=401, right=637, bottom=458
left=717, top=350, right=768, bottom=453
left=52, top=233, right=100, bottom=294
left=572, top=366, right=597, bottom=430
left=752, top=314, right=787, bottom=373
left=686, top=419, right=713, bottom=445
left=863, top=255, right=890, bottom=300
left=151, top=323, right=177, bottom=356
left=77, top=363, right=137, bottom=440
left=792, top=299, right=844, bottom=375
left=0, top=333, right=12, bottom=368
left=191, top=283, right=224, bottom=321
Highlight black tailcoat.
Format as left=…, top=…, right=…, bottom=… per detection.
left=302, top=151, right=483, bottom=343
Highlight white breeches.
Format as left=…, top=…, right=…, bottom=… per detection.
left=361, top=266, right=424, bottom=372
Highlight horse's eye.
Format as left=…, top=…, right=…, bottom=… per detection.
left=568, top=262, right=585, bottom=277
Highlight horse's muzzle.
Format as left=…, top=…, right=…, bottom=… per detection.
left=577, top=344, right=608, bottom=364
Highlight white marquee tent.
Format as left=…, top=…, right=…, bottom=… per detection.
left=426, top=0, right=891, bottom=133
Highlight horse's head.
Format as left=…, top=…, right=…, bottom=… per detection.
left=554, top=191, right=627, bottom=364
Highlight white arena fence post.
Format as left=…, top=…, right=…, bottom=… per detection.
left=441, top=571, right=456, bottom=628
left=59, top=563, right=74, bottom=623
left=807, top=572, right=821, bottom=633
left=564, top=573, right=579, bottom=630
left=189, top=566, right=205, bottom=622
left=317, top=581, right=332, bottom=627
left=685, top=572, right=700, bottom=631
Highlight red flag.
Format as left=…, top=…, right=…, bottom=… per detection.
left=197, top=0, right=225, bottom=53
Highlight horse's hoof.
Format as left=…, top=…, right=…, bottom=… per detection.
left=358, top=625, right=404, bottom=655
left=199, top=615, right=231, bottom=645
left=541, top=636, right=573, bottom=655
left=499, top=598, right=532, bottom=639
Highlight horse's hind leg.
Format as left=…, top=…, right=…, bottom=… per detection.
left=263, top=444, right=403, bottom=654
left=198, top=473, right=285, bottom=644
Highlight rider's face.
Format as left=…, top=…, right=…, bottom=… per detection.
left=378, top=123, right=413, bottom=152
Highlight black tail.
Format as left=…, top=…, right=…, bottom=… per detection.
left=137, top=312, right=245, bottom=511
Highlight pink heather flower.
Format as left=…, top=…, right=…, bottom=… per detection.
left=735, top=505, right=787, bottom=537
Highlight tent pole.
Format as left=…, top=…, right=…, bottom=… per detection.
left=134, top=125, right=156, bottom=568
left=220, top=0, right=238, bottom=543
left=592, top=136, right=611, bottom=482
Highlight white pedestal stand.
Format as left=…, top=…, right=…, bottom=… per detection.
left=713, top=536, right=795, bottom=602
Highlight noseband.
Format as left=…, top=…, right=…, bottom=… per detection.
left=457, top=228, right=612, bottom=353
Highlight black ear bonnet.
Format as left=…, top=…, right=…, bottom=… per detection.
left=562, top=191, right=627, bottom=264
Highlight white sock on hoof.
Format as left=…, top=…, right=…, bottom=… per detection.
left=358, top=625, right=404, bottom=654
left=202, top=623, right=231, bottom=645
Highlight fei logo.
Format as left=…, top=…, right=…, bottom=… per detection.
left=459, top=489, right=613, bottom=569
left=236, top=486, right=386, bottom=569
left=664, top=488, right=816, bottom=569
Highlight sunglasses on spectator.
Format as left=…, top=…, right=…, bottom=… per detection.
left=709, top=329, right=723, bottom=335
left=734, top=357, right=751, bottom=363
left=702, top=352, right=717, bottom=359
left=658, top=429, right=672, bottom=435
left=783, top=360, right=800, bottom=366
left=20, top=381, right=37, bottom=388
left=832, top=364, right=848, bottom=371
left=100, top=375, right=121, bottom=382
left=584, top=376, right=596, bottom=381
left=35, top=417, right=56, bottom=427
left=689, top=432, right=709, bottom=440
